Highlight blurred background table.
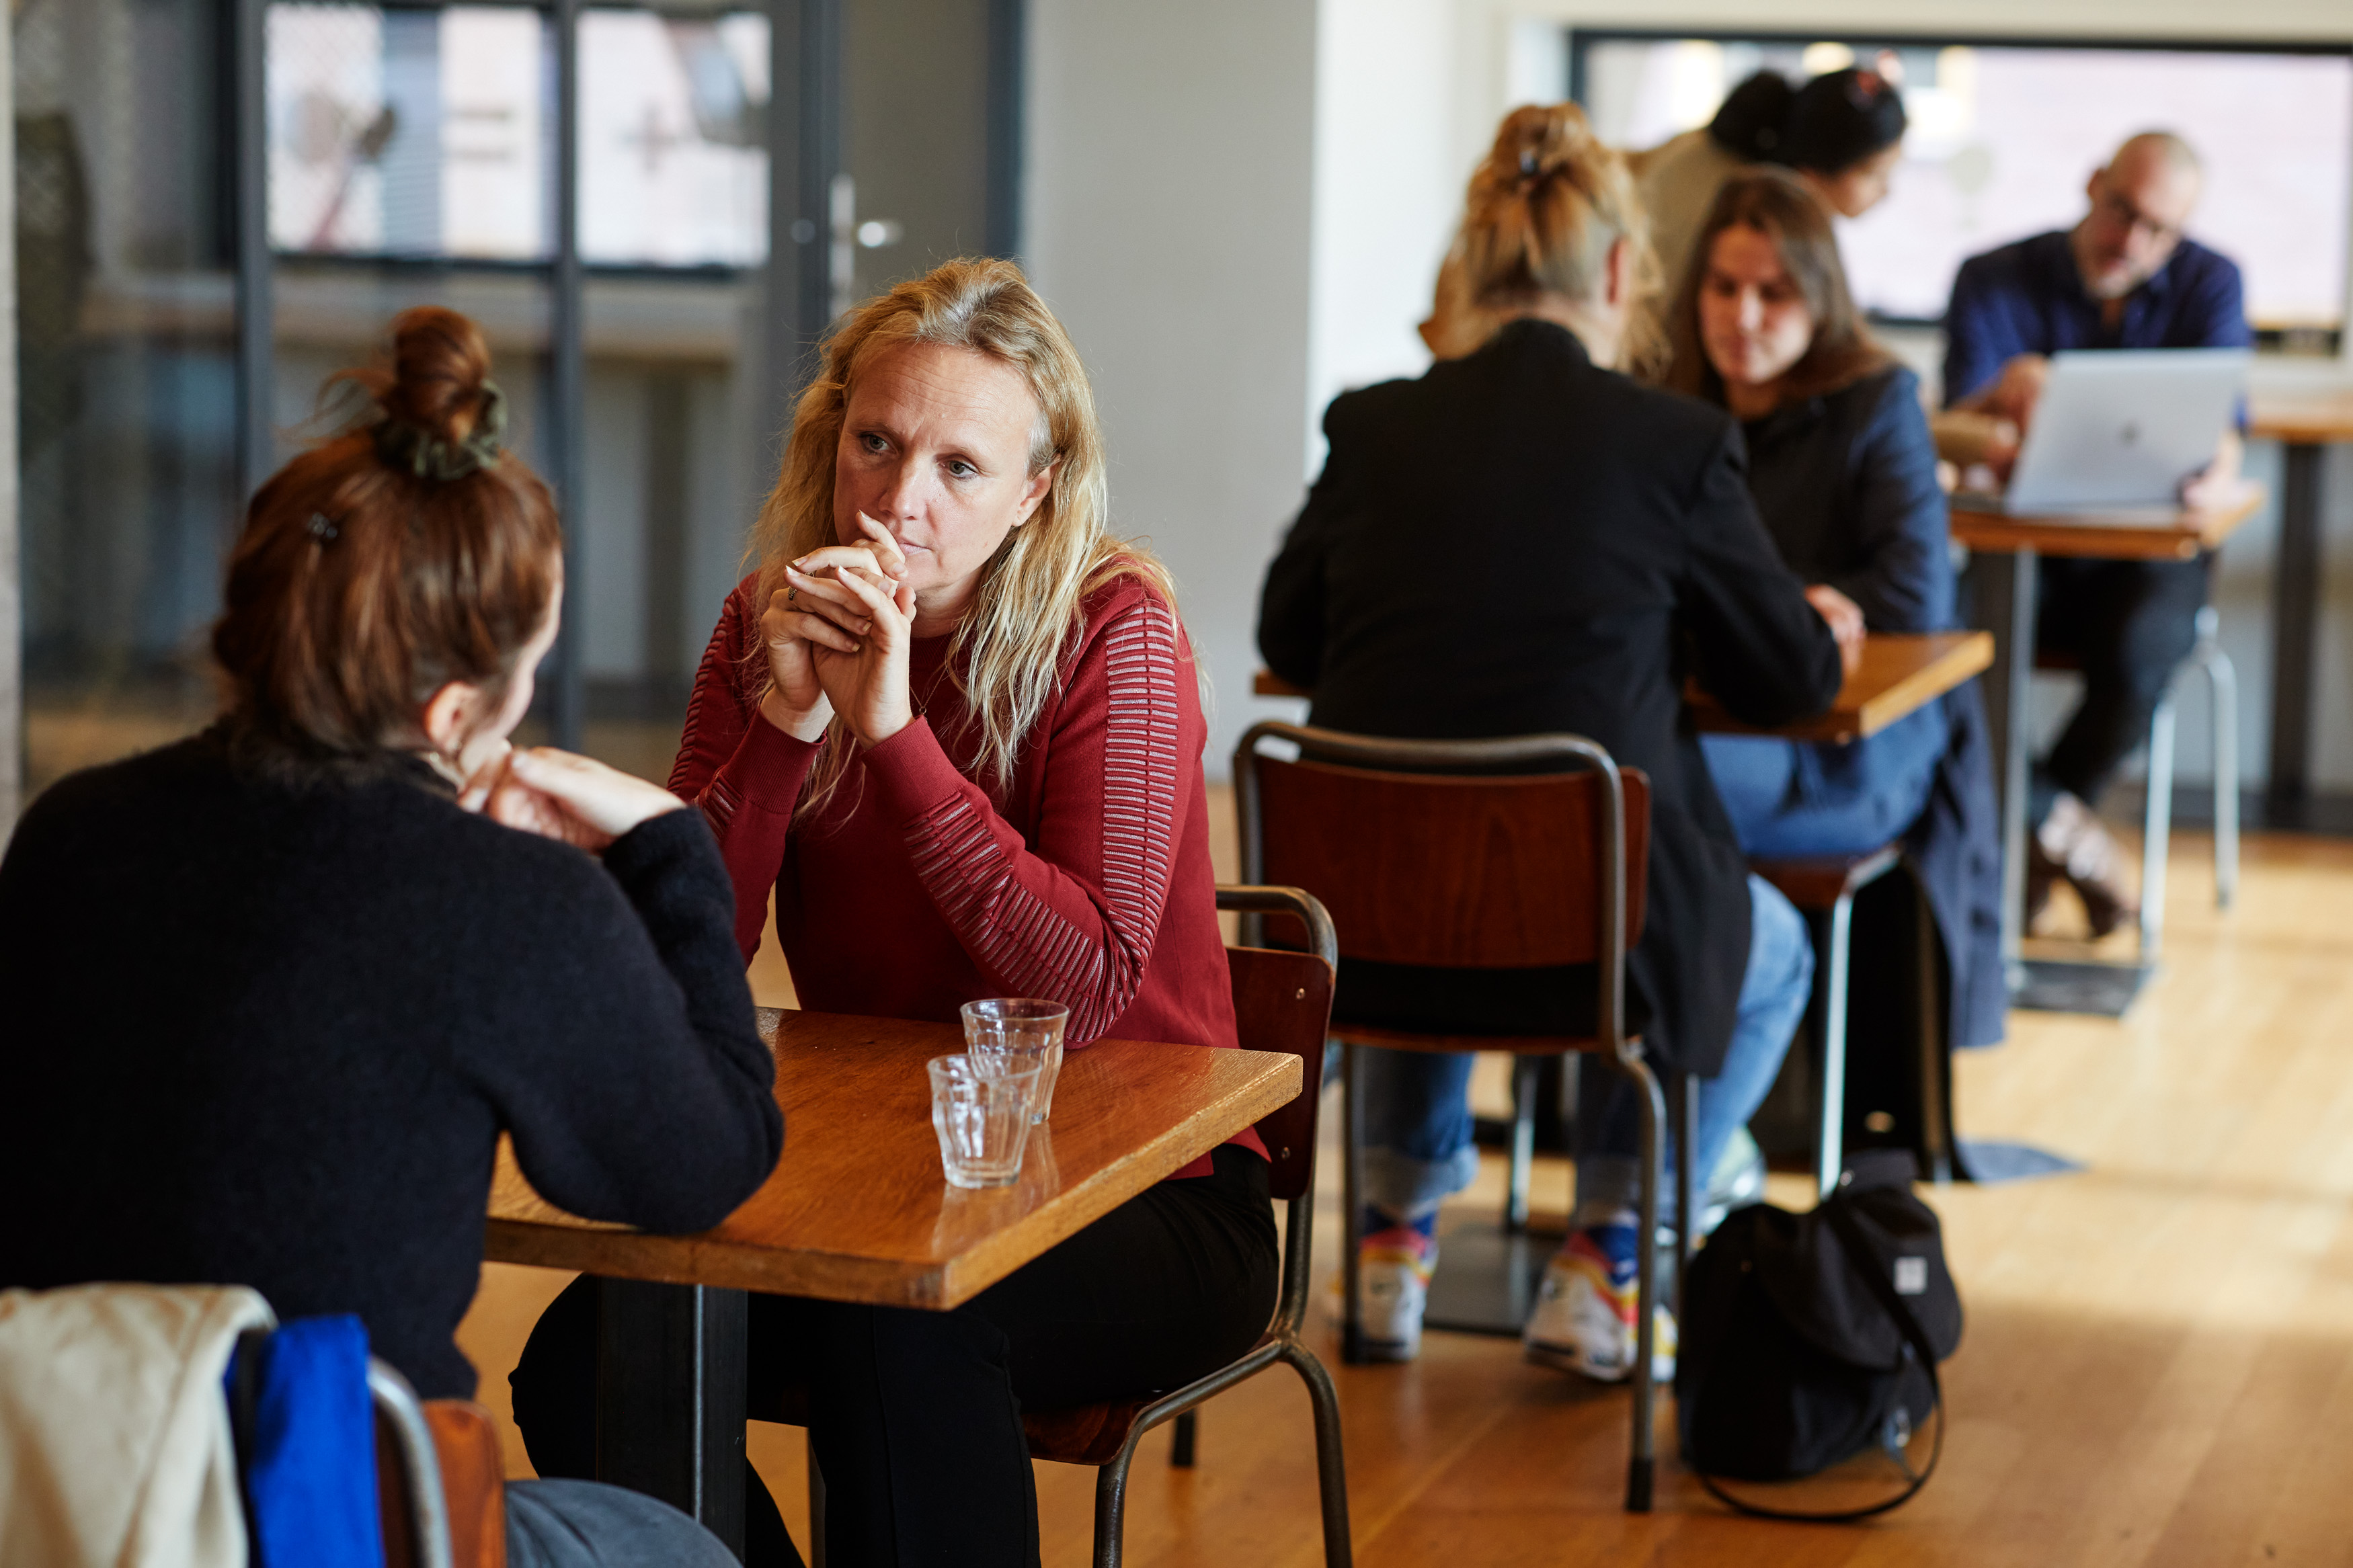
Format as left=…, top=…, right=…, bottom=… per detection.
left=2249, top=390, right=2353, bottom=822
left=1952, top=485, right=2266, bottom=1015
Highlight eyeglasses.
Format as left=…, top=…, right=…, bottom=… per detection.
left=2092, top=186, right=2184, bottom=247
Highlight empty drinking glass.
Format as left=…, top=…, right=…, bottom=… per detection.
left=962, top=998, right=1070, bottom=1124
left=928, top=1053, right=1039, bottom=1188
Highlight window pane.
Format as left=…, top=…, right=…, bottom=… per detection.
left=19, top=0, right=236, bottom=799
left=1577, top=36, right=2353, bottom=334
left=579, top=9, right=770, bottom=267
left=268, top=3, right=552, bottom=262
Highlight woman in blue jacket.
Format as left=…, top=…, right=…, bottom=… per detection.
left=1661, top=167, right=2006, bottom=1056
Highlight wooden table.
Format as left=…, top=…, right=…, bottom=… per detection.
left=1258, top=632, right=1993, bottom=747
left=485, top=1007, right=1300, bottom=1551
left=1950, top=486, right=2265, bottom=1016
left=1683, top=631, right=1991, bottom=743
left=2249, top=389, right=2353, bottom=818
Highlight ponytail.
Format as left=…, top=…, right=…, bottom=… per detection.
left=1447, top=103, right=1663, bottom=373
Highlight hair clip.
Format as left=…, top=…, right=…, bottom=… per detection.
left=1519, top=148, right=1540, bottom=177
left=306, top=511, right=340, bottom=542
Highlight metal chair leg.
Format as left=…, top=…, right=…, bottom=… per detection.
left=806, top=1440, right=827, bottom=1568
left=1092, top=1442, right=1136, bottom=1568
left=1340, top=1041, right=1364, bottom=1365
left=1818, top=887, right=1857, bottom=1201
left=1620, top=1049, right=1665, bottom=1513
left=1505, top=1055, right=1541, bottom=1233
left=1169, top=1409, right=1197, bottom=1468
left=1673, top=1071, right=1696, bottom=1315
left=1281, top=1342, right=1357, bottom=1567
left=2141, top=690, right=2178, bottom=960
left=2196, top=608, right=2239, bottom=911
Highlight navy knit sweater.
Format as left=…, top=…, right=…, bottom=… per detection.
left=0, top=728, right=783, bottom=1398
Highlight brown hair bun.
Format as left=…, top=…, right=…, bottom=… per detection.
left=212, top=306, right=561, bottom=768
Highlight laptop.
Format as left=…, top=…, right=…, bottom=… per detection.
left=1968, top=347, right=2249, bottom=515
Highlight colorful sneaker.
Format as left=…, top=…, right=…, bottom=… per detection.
left=1355, top=1224, right=1437, bottom=1362
left=1521, top=1215, right=1675, bottom=1383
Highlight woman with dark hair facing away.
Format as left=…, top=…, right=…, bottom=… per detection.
left=0, top=308, right=783, bottom=1567
left=1634, top=65, right=1909, bottom=306
left=511, top=257, right=1275, bottom=1568
left=1259, top=104, right=1843, bottom=1380
left=1663, top=169, right=2007, bottom=1055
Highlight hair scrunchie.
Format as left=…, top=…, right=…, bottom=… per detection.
left=374, top=381, right=509, bottom=481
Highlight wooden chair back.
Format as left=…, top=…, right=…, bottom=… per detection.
left=372, top=1366, right=506, bottom=1568
left=1236, top=725, right=1648, bottom=1022
left=1218, top=886, right=1338, bottom=1204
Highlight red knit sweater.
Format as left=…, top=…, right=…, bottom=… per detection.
left=670, top=571, right=1258, bottom=1173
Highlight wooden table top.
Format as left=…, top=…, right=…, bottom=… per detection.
left=1685, top=630, right=1993, bottom=745
left=1255, top=631, right=1992, bottom=746
left=483, top=1009, right=1301, bottom=1309
left=2249, top=388, right=2353, bottom=445
left=1949, top=482, right=2266, bottom=561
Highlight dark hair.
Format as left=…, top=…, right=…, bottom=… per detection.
left=1660, top=167, right=1893, bottom=406
left=1708, top=67, right=1906, bottom=175
left=212, top=306, right=562, bottom=770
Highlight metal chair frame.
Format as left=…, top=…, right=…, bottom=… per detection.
left=1079, top=885, right=1350, bottom=1568
left=1233, top=720, right=1683, bottom=1514
left=368, top=1358, right=456, bottom=1568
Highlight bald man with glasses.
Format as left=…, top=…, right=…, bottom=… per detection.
left=1941, top=131, right=2249, bottom=938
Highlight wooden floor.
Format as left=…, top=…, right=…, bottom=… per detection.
left=456, top=822, right=2353, bottom=1566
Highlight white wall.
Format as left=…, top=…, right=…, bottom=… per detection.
left=1023, top=0, right=1320, bottom=778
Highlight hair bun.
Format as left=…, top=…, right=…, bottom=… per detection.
left=1708, top=71, right=1798, bottom=162
left=381, top=306, right=497, bottom=450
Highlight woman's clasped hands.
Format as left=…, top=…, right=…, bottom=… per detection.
left=457, top=744, right=686, bottom=854
left=758, top=511, right=920, bottom=746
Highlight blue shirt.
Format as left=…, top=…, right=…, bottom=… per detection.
left=1941, top=229, right=2250, bottom=408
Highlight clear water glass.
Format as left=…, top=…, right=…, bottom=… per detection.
left=928, top=1053, right=1039, bottom=1189
left=961, top=998, right=1070, bottom=1125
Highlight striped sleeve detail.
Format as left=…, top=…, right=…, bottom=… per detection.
left=900, top=597, right=1183, bottom=1042
left=669, top=590, right=760, bottom=830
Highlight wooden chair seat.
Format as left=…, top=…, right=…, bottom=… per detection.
left=1023, top=1393, right=1168, bottom=1468
left=1752, top=845, right=1902, bottom=911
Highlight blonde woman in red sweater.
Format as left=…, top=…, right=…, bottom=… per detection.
left=512, top=258, right=1274, bottom=1568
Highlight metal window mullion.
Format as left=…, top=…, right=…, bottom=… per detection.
left=550, top=0, right=585, bottom=749
left=234, top=0, right=272, bottom=503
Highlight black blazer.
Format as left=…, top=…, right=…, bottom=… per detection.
left=1258, top=319, right=1842, bottom=1077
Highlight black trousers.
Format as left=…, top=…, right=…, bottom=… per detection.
left=510, top=1146, right=1277, bottom=1568
left=2030, top=554, right=2209, bottom=823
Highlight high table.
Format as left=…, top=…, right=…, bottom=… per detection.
left=485, top=1007, right=1301, bottom=1555
left=2249, top=390, right=2353, bottom=820
left=1950, top=487, right=2266, bottom=1016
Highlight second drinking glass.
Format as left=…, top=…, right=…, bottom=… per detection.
left=961, top=998, right=1070, bottom=1125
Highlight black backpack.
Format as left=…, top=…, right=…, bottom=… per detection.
left=1674, top=1149, right=1963, bottom=1520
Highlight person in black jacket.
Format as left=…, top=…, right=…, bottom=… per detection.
left=0, top=308, right=780, bottom=1568
left=1258, top=104, right=1843, bottom=1381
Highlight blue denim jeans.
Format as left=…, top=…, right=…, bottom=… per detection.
left=1701, top=703, right=1946, bottom=860
left=1357, top=874, right=1814, bottom=1227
